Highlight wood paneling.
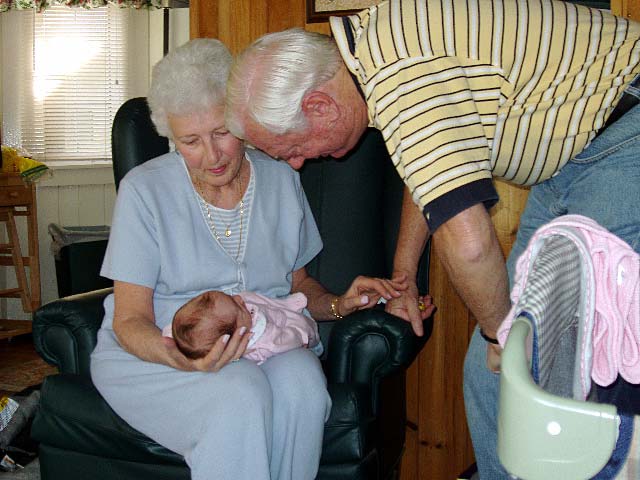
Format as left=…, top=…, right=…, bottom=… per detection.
left=190, top=0, right=329, bottom=53
left=492, top=180, right=530, bottom=259
left=611, top=0, right=640, bottom=22
left=190, top=3, right=532, bottom=479
left=401, top=424, right=419, bottom=479
left=410, top=260, right=476, bottom=479
left=189, top=0, right=218, bottom=40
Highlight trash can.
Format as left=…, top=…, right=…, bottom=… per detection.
left=48, top=224, right=113, bottom=298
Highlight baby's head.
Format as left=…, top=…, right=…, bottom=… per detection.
left=172, top=290, right=250, bottom=359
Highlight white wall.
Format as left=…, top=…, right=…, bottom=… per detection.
left=149, top=7, right=191, bottom=75
left=0, top=8, right=189, bottom=320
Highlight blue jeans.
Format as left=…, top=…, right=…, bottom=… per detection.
left=464, top=101, right=640, bottom=479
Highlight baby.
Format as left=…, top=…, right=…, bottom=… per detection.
left=163, top=290, right=320, bottom=364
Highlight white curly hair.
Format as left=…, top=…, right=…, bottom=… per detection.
left=148, top=38, right=232, bottom=139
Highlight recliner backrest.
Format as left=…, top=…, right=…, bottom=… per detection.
left=111, top=97, right=169, bottom=191
left=298, top=130, right=430, bottom=294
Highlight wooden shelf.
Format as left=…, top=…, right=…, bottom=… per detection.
left=0, top=319, right=33, bottom=340
left=0, top=173, right=41, bottom=314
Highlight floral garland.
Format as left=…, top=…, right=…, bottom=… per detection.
left=0, top=0, right=163, bottom=12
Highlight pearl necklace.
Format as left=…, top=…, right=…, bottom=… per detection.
left=197, top=176, right=245, bottom=260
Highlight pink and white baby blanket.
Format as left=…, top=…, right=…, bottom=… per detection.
left=497, top=215, right=640, bottom=400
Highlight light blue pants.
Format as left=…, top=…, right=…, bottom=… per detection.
left=91, top=328, right=331, bottom=480
left=464, top=101, right=640, bottom=478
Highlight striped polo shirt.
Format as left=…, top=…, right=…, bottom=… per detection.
left=330, top=0, right=640, bottom=230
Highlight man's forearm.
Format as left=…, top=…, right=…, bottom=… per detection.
left=432, top=204, right=511, bottom=337
left=392, top=186, right=430, bottom=278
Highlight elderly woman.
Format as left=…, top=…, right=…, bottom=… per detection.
left=89, top=38, right=405, bottom=480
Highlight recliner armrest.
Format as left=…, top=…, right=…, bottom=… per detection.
left=33, top=288, right=112, bottom=377
left=321, top=382, right=374, bottom=465
left=325, top=308, right=433, bottom=411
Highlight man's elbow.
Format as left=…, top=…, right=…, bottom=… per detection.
left=432, top=205, right=500, bottom=265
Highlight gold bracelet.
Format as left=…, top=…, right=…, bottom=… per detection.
left=330, top=297, right=343, bottom=319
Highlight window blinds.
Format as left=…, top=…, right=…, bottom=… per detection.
left=1, top=5, right=148, bottom=164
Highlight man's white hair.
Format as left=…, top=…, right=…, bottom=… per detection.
left=226, top=28, right=343, bottom=138
left=148, top=38, right=232, bottom=139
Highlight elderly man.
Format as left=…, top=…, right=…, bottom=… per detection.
left=226, top=0, right=640, bottom=477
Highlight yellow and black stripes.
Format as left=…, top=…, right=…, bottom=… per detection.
left=330, top=0, right=640, bottom=211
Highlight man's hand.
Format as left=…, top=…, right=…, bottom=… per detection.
left=385, top=279, right=435, bottom=336
left=486, top=342, right=502, bottom=373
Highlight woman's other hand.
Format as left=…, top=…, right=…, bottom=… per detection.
left=384, top=278, right=435, bottom=337
left=335, top=273, right=408, bottom=316
left=163, top=326, right=251, bottom=372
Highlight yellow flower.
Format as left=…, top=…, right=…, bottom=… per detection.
left=1, top=145, right=49, bottom=182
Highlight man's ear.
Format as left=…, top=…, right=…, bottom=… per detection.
left=301, top=91, right=340, bottom=124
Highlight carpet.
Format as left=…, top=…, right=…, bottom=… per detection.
left=0, top=459, right=39, bottom=479
left=0, top=361, right=57, bottom=394
left=0, top=357, right=50, bottom=480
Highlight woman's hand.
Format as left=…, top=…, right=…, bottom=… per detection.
left=335, top=273, right=409, bottom=316
left=384, top=278, right=435, bottom=336
left=163, top=326, right=251, bottom=373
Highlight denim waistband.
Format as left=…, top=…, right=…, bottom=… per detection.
left=629, top=73, right=640, bottom=89
left=596, top=74, right=640, bottom=138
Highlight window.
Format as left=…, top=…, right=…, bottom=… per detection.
left=1, top=5, right=149, bottom=165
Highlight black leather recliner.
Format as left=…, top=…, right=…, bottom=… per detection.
left=30, top=98, right=433, bottom=480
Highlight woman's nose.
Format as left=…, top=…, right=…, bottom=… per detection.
left=202, top=139, right=221, bottom=164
